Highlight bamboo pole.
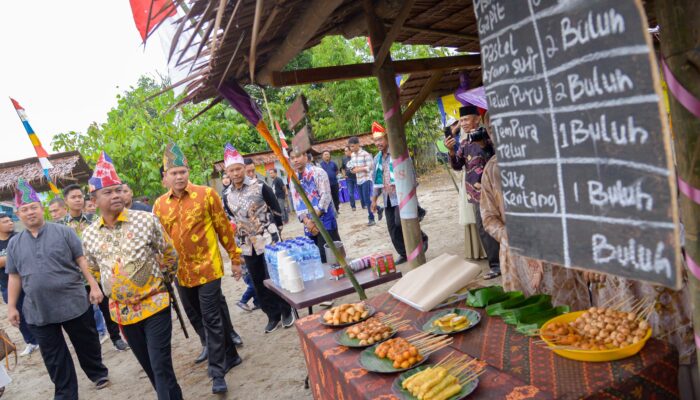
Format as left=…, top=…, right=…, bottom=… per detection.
left=255, top=120, right=367, bottom=300
left=362, top=0, right=426, bottom=268
left=655, top=0, right=700, bottom=371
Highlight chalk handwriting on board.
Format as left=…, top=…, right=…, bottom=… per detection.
left=473, top=0, right=680, bottom=288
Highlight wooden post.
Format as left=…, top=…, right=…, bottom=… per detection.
left=655, top=0, right=700, bottom=369
left=363, top=0, right=426, bottom=268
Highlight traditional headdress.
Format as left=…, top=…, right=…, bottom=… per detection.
left=88, top=151, right=122, bottom=193
left=371, top=121, right=386, bottom=139
left=14, top=178, right=41, bottom=208
left=163, top=142, right=188, bottom=171
left=459, top=105, right=479, bottom=117
left=223, top=143, right=244, bottom=168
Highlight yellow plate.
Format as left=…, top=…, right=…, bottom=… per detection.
left=540, top=311, right=652, bottom=362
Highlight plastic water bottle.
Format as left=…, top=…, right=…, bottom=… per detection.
left=307, top=241, right=324, bottom=279
left=265, top=245, right=280, bottom=286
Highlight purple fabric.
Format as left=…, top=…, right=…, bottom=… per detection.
left=456, top=86, right=488, bottom=110
left=218, top=81, right=263, bottom=125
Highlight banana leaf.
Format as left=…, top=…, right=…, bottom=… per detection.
left=502, top=295, right=552, bottom=325
left=515, top=306, right=570, bottom=335
left=359, top=344, right=429, bottom=373
left=466, top=286, right=504, bottom=307
left=484, top=292, right=526, bottom=316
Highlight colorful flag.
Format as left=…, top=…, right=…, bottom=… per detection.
left=9, top=98, right=60, bottom=194
left=436, top=94, right=463, bottom=127
left=218, top=82, right=296, bottom=182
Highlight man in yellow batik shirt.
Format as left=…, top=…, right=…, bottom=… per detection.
left=82, top=152, right=182, bottom=399
left=153, top=142, right=243, bottom=395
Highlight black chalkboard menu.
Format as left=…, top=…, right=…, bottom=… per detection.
left=474, top=0, right=681, bottom=288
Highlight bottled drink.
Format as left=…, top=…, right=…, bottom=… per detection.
left=266, top=245, right=280, bottom=286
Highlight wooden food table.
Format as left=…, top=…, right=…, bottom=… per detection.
left=295, top=293, right=680, bottom=399
left=264, top=268, right=402, bottom=312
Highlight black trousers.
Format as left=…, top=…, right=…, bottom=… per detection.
left=245, top=250, right=290, bottom=321
left=176, top=279, right=238, bottom=378
left=28, top=306, right=109, bottom=400
left=312, top=228, right=341, bottom=263
left=122, top=307, right=182, bottom=400
left=474, top=204, right=501, bottom=271
left=175, top=280, right=236, bottom=347
left=384, top=203, right=428, bottom=259
left=85, top=285, right=121, bottom=343
left=330, top=183, right=340, bottom=212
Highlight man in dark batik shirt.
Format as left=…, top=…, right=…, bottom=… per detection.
left=446, top=105, right=500, bottom=278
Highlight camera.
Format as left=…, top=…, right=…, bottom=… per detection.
left=468, top=127, right=488, bottom=142
left=443, top=126, right=453, bottom=138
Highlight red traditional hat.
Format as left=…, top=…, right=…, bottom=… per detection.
left=89, top=151, right=122, bottom=193
left=371, top=121, right=386, bottom=139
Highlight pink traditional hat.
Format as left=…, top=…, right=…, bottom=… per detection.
left=89, top=151, right=122, bottom=193
left=223, top=143, right=244, bottom=168
left=14, top=178, right=41, bottom=208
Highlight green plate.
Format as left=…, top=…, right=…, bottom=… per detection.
left=359, top=343, right=429, bottom=373
left=418, top=309, right=481, bottom=335
left=319, top=305, right=376, bottom=328
left=335, top=328, right=397, bottom=348
left=391, top=365, right=479, bottom=400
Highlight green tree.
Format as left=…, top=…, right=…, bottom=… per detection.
left=52, top=75, right=268, bottom=200
left=53, top=37, right=456, bottom=197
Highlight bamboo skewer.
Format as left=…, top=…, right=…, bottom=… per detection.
left=459, top=369, right=486, bottom=385
left=600, top=290, right=628, bottom=308
left=435, top=351, right=456, bottom=367
left=406, top=332, right=432, bottom=341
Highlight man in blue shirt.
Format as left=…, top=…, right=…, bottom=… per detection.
left=319, top=151, right=340, bottom=213
left=289, top=149, right=341, bottom=263
left=0, top=212, right=38, bottom=356
left=7, top=179, right=109, bottom=398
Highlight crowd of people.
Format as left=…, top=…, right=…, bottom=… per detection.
left=1, top=130, right=423, bottom=399
left=0, top=112, right=694, bottom=399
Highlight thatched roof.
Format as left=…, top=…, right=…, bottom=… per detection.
left=162, top=0, right=658, bottom=108
left=0, top=151, right=92, bottom=201
left=212, top=132, right=373, bottom=175
left=162, top=0, right=482, bottom=105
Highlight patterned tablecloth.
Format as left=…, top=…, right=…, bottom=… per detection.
left=295, top=293, right=679, bottom=400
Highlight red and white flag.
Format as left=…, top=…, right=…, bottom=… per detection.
left=275, top=120, right=289, bottom=159
left=129, top=0, right=196, bottom=96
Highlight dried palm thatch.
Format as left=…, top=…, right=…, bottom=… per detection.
left=0, top=151, right=92, bottom=201
left=156, top=0, right=659, bottom=109
left=155, top=0, right=483, bottom=107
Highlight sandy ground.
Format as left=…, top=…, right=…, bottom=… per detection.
left=0, top=169, right=488, bottom=399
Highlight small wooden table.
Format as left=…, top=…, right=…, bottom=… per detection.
left=264, top=268, right=402, bottom=311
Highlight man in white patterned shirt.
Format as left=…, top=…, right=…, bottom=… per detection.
left=347, top=136, right=381, bottom=226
